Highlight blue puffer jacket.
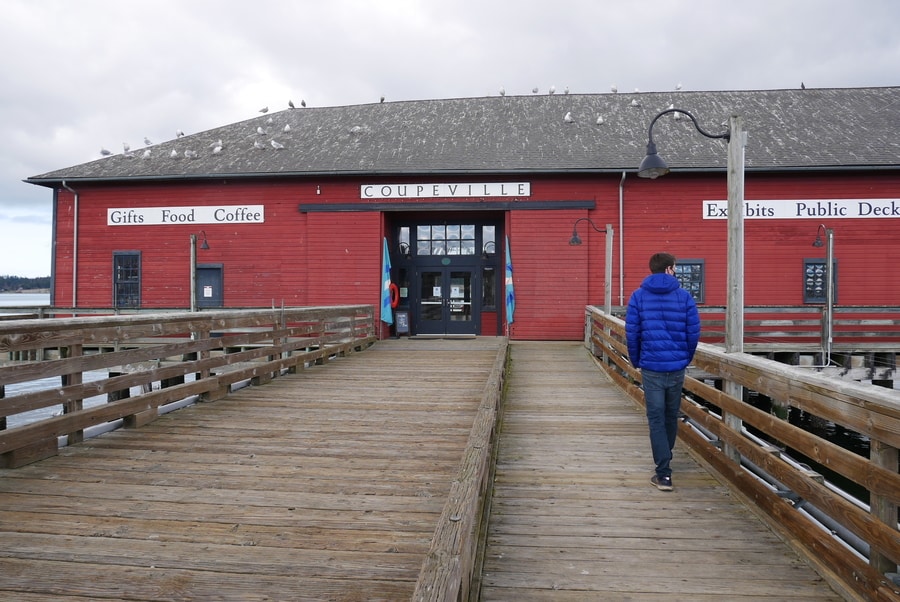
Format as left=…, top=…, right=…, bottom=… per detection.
left=625, top=273, right=700, bottom=372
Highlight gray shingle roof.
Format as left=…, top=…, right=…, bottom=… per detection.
left=27, top=87, right=900, bottom=186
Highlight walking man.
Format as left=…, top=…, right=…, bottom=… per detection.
left=626, top=253, right=700, bottom=491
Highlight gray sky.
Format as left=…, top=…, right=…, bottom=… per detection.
left=1, top=0, right=898, bottom=277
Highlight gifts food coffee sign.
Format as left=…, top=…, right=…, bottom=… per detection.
left=108, top=205, right=265, bottom=225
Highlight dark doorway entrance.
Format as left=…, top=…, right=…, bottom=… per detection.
left=389, top=217, right=503, bottom=337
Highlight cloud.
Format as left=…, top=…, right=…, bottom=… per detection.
left=0, top=0, right=898, bottom=277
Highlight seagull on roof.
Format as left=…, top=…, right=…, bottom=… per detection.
left=801, top=82, right=806, bottom=89
left=532, top=86, right=539, bottom=94
left=283, top=124, right=291, bottom=132
left=254, top=140, right=266, bottom=150
left=257, top=126, right=267, bottom=135
left=301, top=99, right=306, bottom=107
left=209, top=139, right=223, bottom=149
left=144, top=137, right=153, bottom=146
left=288, top=100, right=295, bottom=109
left=123, top=142, right=130, bottom=153
left=271, top=139, right=284, bottom=150
left=675, top=82, right=682, bottom=91
left=212, top=144, right=223, bottom=154
left=259, top=106, right=268, bottom=113
left=184, top=149, right=198, bottom=159
left=630, top=98, right=641, bottom=107
left=549, top=85, right=556, bottom=95
left=142, top=149, right=152, bottom=159
left=170, top=149, right=179, bottom=158
left=380, top=95, right=385, bottom=103
left=596, top=115, right=604, bottom=125
left=564, top=112, right=574, bottom=123
left=564, top=86, right=569, bottom=95
left=176, top=129, right=185, bottom=138
left=499, top=86, right=505, bottom=96
left=611, top=84, right=617, bottom=93
left=100, top=148, right=112, bottom=156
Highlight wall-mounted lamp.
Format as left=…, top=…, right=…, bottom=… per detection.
left=482, top=240, right=496, bottom=259
left=398, top=242, right=410, bottom=259
left=190, top=231, right=210, bottom=312
left=569, top=217, right=614, bottom=314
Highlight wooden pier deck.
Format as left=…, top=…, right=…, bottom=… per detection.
left=476, top=341, right=842, bottom=601
left=0, top=339, right=845, bottom=600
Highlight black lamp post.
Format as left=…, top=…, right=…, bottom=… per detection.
left=638, top=108, right=747, bottom=465
left=569, top=217, right=613, bottom=314
left=637, top=108, right=746, bottom=356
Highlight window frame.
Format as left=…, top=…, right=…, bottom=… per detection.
left=112, top=251, right=141, bottom=308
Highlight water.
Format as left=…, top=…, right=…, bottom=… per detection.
left=0, top=292, right=50, bottom=309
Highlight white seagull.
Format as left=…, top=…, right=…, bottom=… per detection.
left=549, top=85, right=556, bottom=95
left=169, top=149, right=179, bottom=158
left=142, top=149, right=151, bottom=159
left=259, top=106, right=268, bottom=113
left=596, top=115, right=604, bottom=125
left=270, top=139, right=284, bottom=150
left=283, top=124, right=291, bottom=132
left=257, top=126, right=266, bottom=135
left=144, top=137, right=153, bottom=146
left=123, top=142, right=130, bottom=153
left=611, top=84, right=617, bottom=93
left=254, top=140, right=266, bottom=150
left=176, top=129, right=185, bottom=138
left=564, top=112, right=574, bottom=123
left=499, top=86, right=505, bottom=97
left=100, top=148, right=112, bottom=156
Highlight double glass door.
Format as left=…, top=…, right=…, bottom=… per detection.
left=417, top=268, right=475, bottom=335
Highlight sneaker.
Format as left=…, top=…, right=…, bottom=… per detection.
left=651, top=475, right=673, bottom=491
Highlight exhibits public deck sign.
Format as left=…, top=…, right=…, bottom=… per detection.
left=703, top=199, right=900, bottom=219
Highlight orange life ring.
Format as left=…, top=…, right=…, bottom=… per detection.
left=389, top=282, right=400, bottom=308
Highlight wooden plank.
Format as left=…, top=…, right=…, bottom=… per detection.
left=0, top=337, right=505, bottom=601
left=476, top=341, right=843, bottom=601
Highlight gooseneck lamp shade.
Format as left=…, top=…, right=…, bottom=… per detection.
left=638, top=140, right=670, bottom=179
left=200, top=238, right=210, bottom=250
left=569, top=229, right=583, bottom=245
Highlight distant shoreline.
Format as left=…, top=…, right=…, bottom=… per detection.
left=1, top=289, right=50, bottom=294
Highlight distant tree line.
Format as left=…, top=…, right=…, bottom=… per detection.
left=0, top=275, right=51, bottom=292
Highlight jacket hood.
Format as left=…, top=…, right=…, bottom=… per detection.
left=641, top=273, right=680, bottom=295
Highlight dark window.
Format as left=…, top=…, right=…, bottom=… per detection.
left=804, top=259, right=837, bottom=303
left=113, top=252, right=141, bottom=308
left=416, top=224, right=477, bottom=255
left=674, top=259, right=705, bottom=303
left=482, top=266, right=496, bottom=309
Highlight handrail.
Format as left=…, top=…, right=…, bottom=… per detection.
left=585, top=306, right=900, bottom=602
left=412, top=339, right=509, bottom=601
left=0, top=306, right=376, bottom=467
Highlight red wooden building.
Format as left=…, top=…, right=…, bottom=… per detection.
left=27, top=87, right=900, bottom=340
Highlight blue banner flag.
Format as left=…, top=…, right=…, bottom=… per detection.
left=505, top=236, right=515, bottom=325
left=381, top=237, right=394, bottom=325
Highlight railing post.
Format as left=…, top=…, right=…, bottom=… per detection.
left=869, top=439, right=898, bottom=574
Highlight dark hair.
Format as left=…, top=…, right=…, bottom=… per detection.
left=649, top=252, right=676, bottom=274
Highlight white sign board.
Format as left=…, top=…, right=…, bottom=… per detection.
left=703, top=199, right=900, bottom=219
left=108, top=205, right=265, bottom=225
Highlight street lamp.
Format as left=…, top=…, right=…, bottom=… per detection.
left=812, top=224, right=834, bottom=364
left=638, top=108, right=746, bottom=355
left=190, top=231, right=210, bottom=312
left=569, top=217, right=614, bottom=315
left=638, top=108, right=747, bottom=464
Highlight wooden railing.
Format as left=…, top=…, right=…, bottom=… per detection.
left=412, top=339, right=509, bottom=602
left=586, top=306, right=900, bottom=602
left=0, top=306, right=375, bottom=468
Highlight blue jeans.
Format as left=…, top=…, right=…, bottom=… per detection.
left=641, top=368, right=685, bottom=479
